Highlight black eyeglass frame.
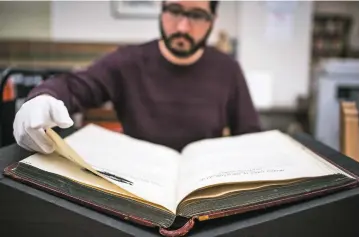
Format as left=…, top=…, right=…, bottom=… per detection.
left=161, top=4, right=214, bottom=23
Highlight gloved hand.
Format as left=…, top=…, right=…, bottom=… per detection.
left=13, top=95, right=74, bottom=154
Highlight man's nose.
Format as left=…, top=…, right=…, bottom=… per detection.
left=176, top=17, right=191, bottom=33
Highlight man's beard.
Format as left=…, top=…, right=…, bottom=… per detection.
left=160, top=21, right=212, bottom=58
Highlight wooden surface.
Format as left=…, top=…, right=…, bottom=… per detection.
left=0, top=40, right=126, bottom=69
left=340, top=101, right=359, bottom=162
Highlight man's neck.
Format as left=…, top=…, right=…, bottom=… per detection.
left=158, top=40, right=204, bottom=66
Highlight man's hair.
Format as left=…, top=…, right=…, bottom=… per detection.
left=161, top=1, right=220, bottom=15
left=210, top=1, right=219, bottom=14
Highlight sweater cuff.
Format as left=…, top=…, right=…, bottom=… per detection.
left=26, top=89, right=60, bottom=102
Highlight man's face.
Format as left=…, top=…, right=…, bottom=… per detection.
left=160, top=0, right=215, bottom=58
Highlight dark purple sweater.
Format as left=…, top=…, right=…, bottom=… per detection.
left=28, top=40, right=261, bottom=151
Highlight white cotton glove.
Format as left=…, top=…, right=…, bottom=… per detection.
left=13, top=95, right=74, bottom=154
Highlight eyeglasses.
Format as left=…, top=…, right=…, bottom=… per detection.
left=162, top=4, right=213, bottom=25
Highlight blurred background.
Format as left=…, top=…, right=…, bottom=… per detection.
left=0, top=1, right=359, bottom=153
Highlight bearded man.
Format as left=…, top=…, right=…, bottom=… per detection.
left=13, top=0, right=261, bottom=154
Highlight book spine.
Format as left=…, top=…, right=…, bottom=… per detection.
left=159, top=217, right=195, bottom=237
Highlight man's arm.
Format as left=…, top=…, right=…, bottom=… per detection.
left=227, top=63, right=262, bottom=135
left=27, top=48, right=121, bottom=114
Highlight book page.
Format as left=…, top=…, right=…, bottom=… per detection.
left=47, top=124, right=181, bottom=213
left=19, top=152, right=171, bottom=212
left=180, top=178, right=302, bottom=205
left=175, top=130, right=350, bottom=205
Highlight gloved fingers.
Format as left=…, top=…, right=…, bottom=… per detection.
left=29, top=106, right=56, bottom=129
left=16, top=137, right=34, bottom=152
left=13, top=117, right=31, bottom=151
left=20, top=133, right=45, bottom=153
left=50, top=101, right=74, bottom=129
left=13, top=110, right=51, bottom=153
left=14, top=120, right=44, bottom=153
left=24, top=122, right=55, bottom=154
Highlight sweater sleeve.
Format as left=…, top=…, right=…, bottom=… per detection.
left=227, top=62, right=262, bottom=135
left=27, top=49, right=121, bottom=114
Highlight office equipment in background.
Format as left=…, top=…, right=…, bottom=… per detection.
left=313, top=59, right=359, bottom=151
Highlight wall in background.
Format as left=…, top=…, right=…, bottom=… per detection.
left=237, top=1, right=314, bottom=109
left=0, top=1, right=238, bottom=44
left=0, top=1, right=50, bottom=40
left=1, top=1, right=357, bottom=49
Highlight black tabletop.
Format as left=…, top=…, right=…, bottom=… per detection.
left=1, top=129, right=359, bottom=237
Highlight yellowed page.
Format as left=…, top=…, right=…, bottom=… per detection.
left=181, top=179, right=302, bottom=204
left=46, top=128, right=108, bottom=182
left=176, top=130, right=352, bottom=206
left=44, top=124, right=180, bottom=213
left=19, top=152, right=171, bottom=213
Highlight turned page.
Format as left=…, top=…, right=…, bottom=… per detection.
left=175, top=130, right=345, bottom=205
left=48, top=124, right=181, bottom=213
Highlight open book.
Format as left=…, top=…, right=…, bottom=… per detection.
left=4, top=124, right=359, bottom=236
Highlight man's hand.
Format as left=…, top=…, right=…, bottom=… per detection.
left=13, top=95, right=74, bottom=154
